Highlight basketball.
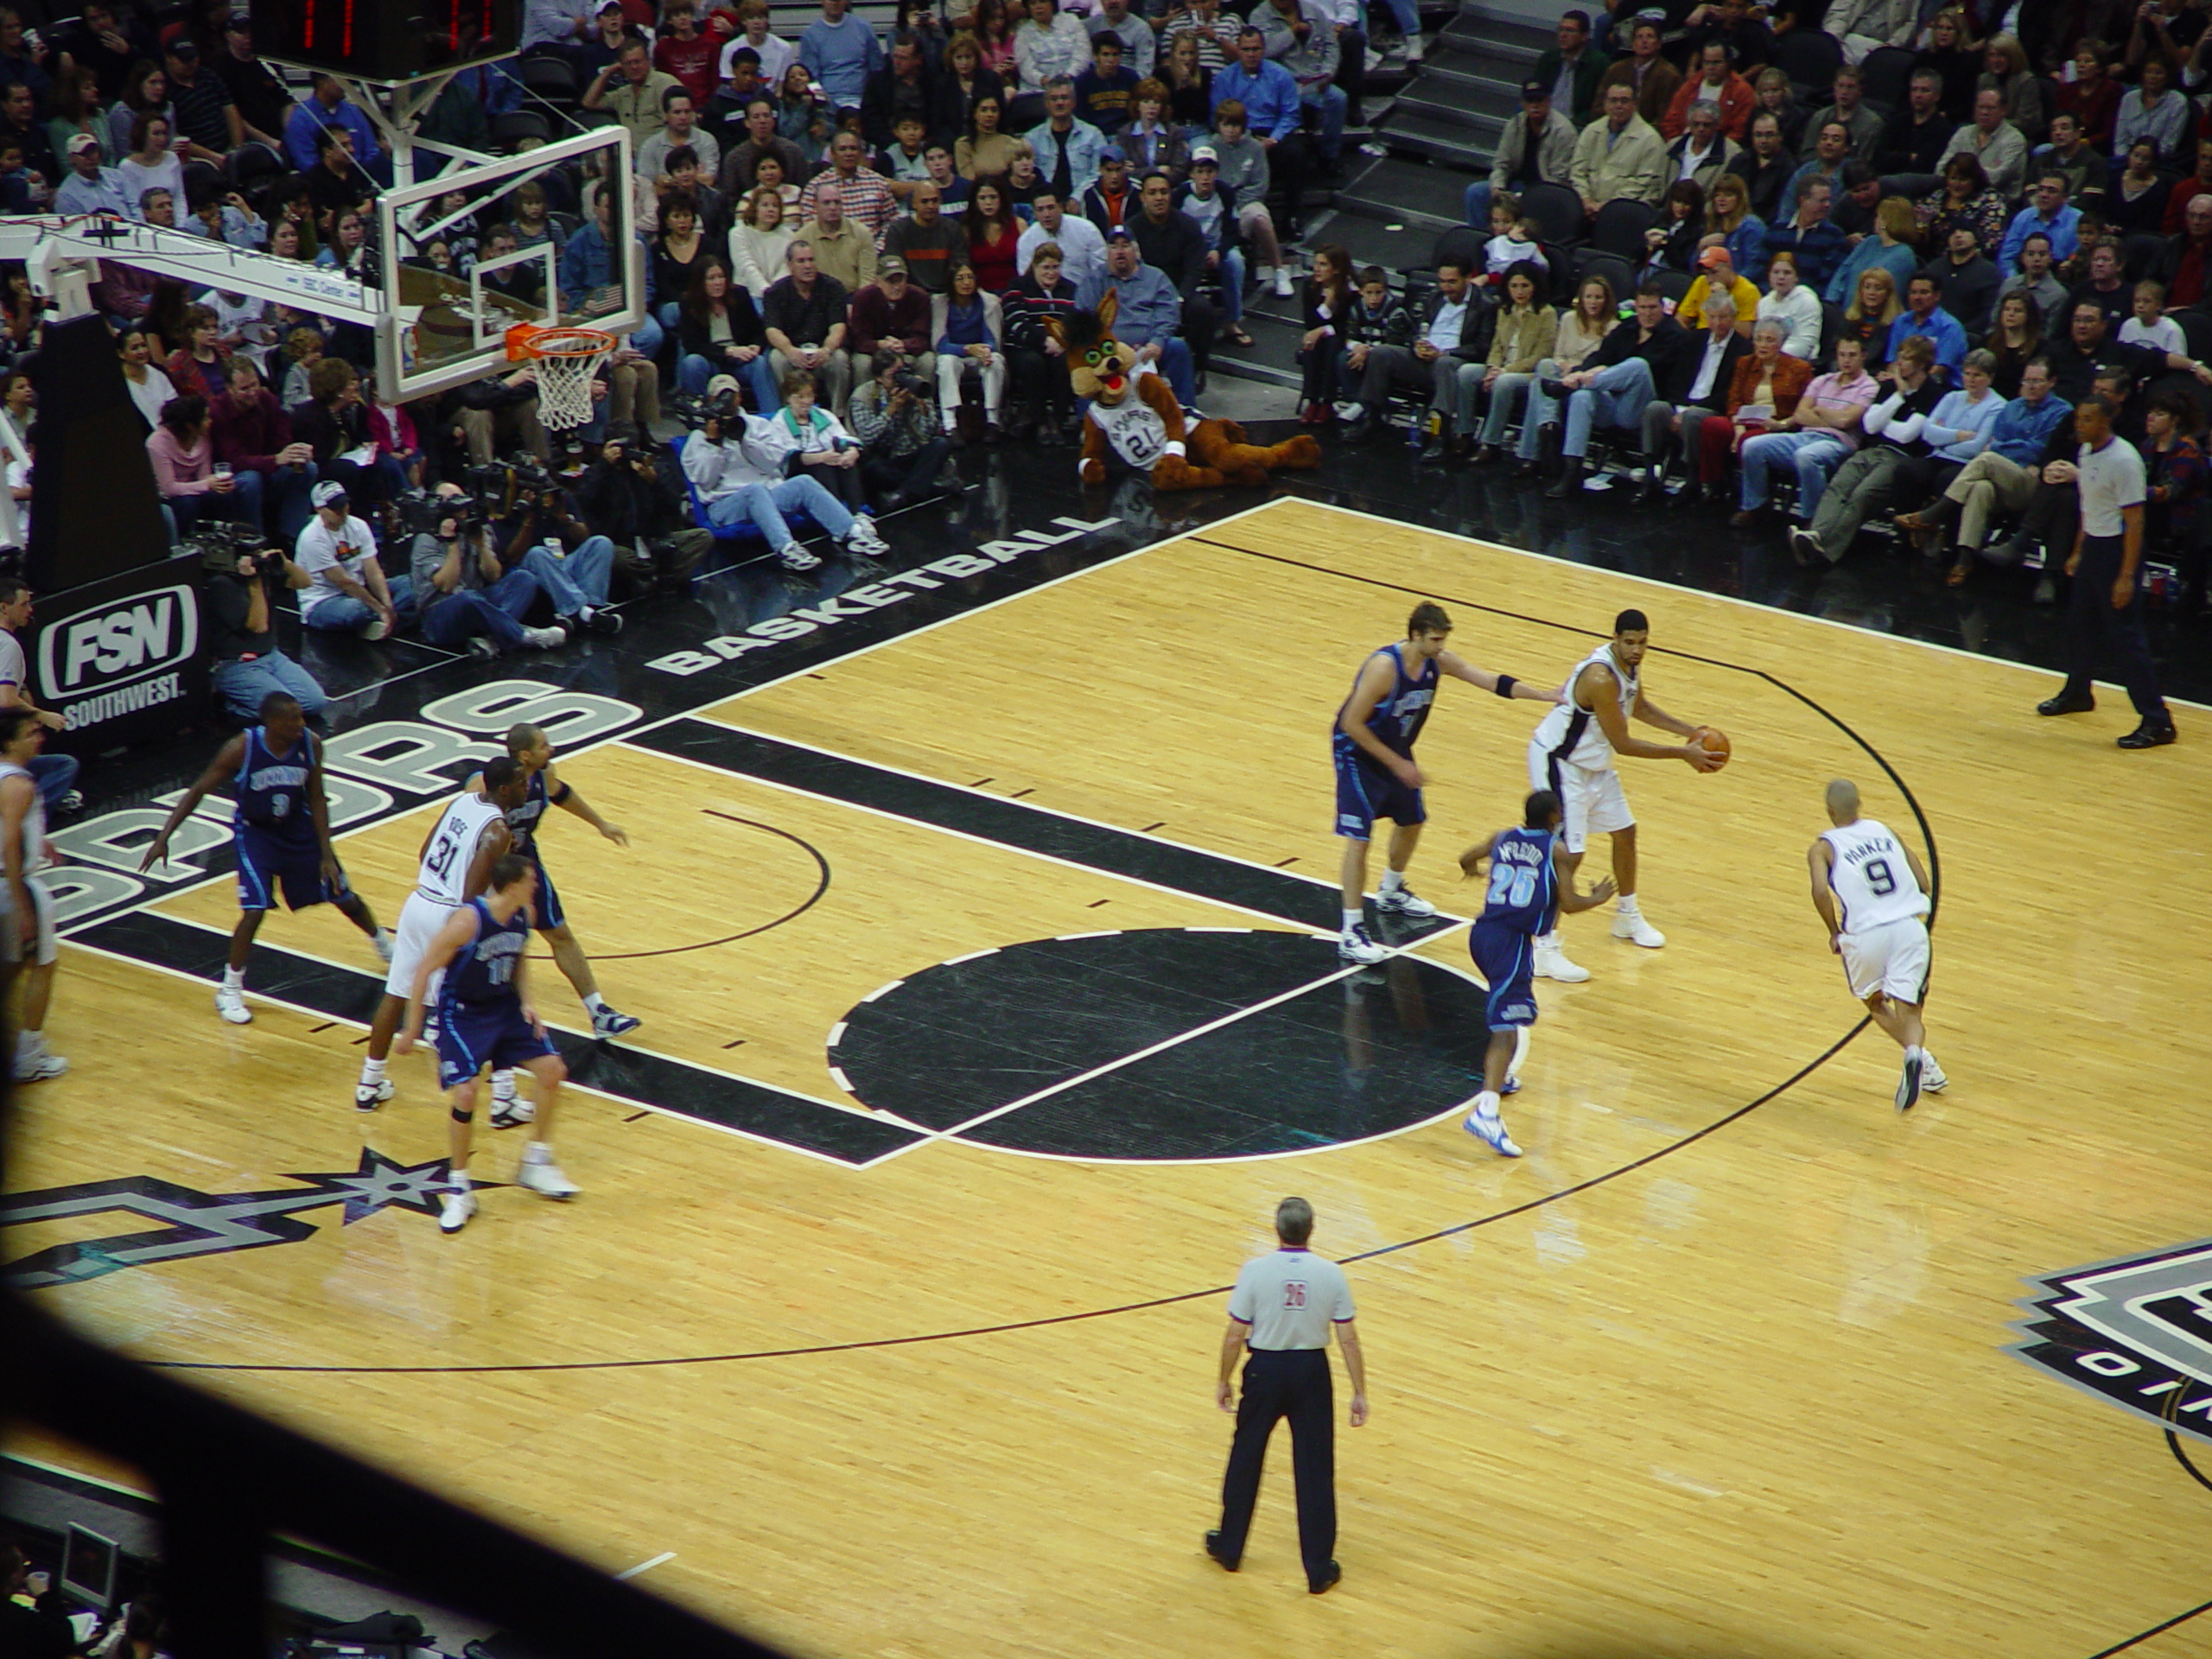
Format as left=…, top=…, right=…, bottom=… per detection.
left=1693, top=726, right=1731, bottom=766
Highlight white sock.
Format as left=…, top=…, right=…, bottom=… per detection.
left=582, top=992, right=606, bottom=1015
left=1905, top=1044, right=1924, bottom=1063
left=16, top=1028, right=40, bottom=1055
left=1617, top=893, right=1640, bottom=916
left=361, top=1057, right=387, bottom=1085
left=523, top=1141, right=552, bottom=1164
left=221, top=965, right=245, bottom=991
left=492, top=1069, right=517, bottom=1100
left=1473, top=1090, right=1501, bottom=1119
left=1379, top=869, right=1407, bottom=894
left=449, top=1168, right=471, bottom=1192
left=1342, top=909, right=1363, bottom=933
left=1535, top=931, right=1558, bottom=952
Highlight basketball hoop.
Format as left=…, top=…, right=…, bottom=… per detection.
left=505, top=322, right=618, bottom=431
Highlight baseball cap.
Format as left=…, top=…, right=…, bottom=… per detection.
left=1699, top=245, right=1732, bottom=270
left=878, top=255, right=907, bottom=274
left=65, top=132, right=98, bottom=156
left=165, top=36, right=196, bottom=59
left=311, top=480, right=349, bottom=509
left=1190, top=144, right=1219, bottom=164
left=222, top=7, right=250, bottom=29
left=1104, top=224, right=1135, bottom=243
left=1520, top=79, right=1549, bottom=99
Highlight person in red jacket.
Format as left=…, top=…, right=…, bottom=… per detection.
left=208, top=359, right=317, bottom=542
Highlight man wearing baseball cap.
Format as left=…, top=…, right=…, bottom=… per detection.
left=1464, top=79, right=1574, bottom=230
left=1678, top=245, right=1757, bottom=338
left=213, top=10, right=294, bottom=153
left=53, top=131, right=130, bottom=218
left=1077, top=225, right=1197, bottom=409
left=295, top=480, right=416, bottom=641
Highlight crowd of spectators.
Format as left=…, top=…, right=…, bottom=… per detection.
left=1293, top=0, right=2208, bottom=745
left=0, top=0, right=1400, bottom=772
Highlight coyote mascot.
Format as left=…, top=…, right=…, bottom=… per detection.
left=1045, top=293, right=1322, bottom=490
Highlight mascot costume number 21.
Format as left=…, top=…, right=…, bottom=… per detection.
left=1043, top=293, right=1322, bottom=489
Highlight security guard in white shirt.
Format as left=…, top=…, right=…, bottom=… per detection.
left=1207, top=1197, right=1367, bottom=1594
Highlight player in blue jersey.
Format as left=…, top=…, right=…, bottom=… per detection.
left=140, top=692, right=392, bottom=1027
left=466, top=721, right=639, bottom=1126
left=1333, top=601, right=1559, bottom=964
left=398, top=854, right=577, bottom=1236
left=1454, top=789, right=1617, bottom=1156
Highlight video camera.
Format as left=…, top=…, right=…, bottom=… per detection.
left=670, top=386, right=741, bottom=431
left=192, top=519, right=282, bottom=575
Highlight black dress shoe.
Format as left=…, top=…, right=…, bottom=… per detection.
left=1535, top=378, right=1568, bottom=402
left=2037, top=691, right=2095, bottom=715
left=1205, top=1530, right=1238, bottom=1571
left=1344, top=412, right=1376, bottom=442
left=1309, top=1560, right=1342, bottom=1594
left=1544, top=457, right=1583, bottom=499
left=1513, top=455, right=1541, bottom=479
left=2118, top=719, right=2178, bottom=748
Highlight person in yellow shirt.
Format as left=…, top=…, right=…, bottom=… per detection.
left=1677, top=242, right=1758, bottom=337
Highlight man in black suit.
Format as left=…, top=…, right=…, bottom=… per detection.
left=1636, top=287, right=1750, bottom=503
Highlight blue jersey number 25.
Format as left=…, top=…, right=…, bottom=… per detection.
left=1486, top=863, right=1538, bottom=909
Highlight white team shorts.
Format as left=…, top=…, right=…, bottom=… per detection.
left=1838, top=918, right=1930, bottom=1006
left=385, top=889, right=460, bottom=1000
left=1526, top=741, right=1634, bottom=855
left=0, top=876, right=56, bottom=968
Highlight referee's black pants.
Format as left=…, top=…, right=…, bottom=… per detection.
left=2063, top=533, right=2170, bottom=721
left=1216, top=1348, right=1335, bottom=1585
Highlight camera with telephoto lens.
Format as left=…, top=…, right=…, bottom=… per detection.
left=890, top=369, right=927, bottom=397
left=507, top=452, right=556, bottom=493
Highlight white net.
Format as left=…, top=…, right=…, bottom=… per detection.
left=517, top=328, right=616, bottom=430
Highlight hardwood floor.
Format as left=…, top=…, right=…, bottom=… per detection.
left=9, top=499, right=2209, bottom=1658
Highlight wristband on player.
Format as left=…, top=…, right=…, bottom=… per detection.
left=1493, top=673, right=1516, bottom=698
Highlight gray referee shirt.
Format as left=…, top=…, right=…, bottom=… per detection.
left=2076, top=435, right=2146, bottom=538
left=1227, top=1247, right=1355, bottom=1351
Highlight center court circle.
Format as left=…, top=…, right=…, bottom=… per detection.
left=826, top=928, right=1497, bottom=1160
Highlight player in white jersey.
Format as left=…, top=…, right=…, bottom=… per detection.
left=1808, top=778, right=1948, bottom=1110
left=352, top=759, right=529, bottom=1112
left=1525, top=609, right=1720, bottom=981
left=0, top=711, right=64, bottom=1080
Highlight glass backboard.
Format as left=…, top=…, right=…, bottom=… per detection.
left=376, top=123, right=645, bottom=404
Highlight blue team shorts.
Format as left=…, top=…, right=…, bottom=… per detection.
left=1333, top=749, right=1425, bottom=841
left=1469, top=919, right=1539, bottom=1030
left=236, top=824, right=348, bottom=912
left=436, top=1001, right=558, bottom=1090
left=527, top=854, right=564, bottom=931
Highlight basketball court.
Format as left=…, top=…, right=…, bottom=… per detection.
left=6, top=494, right=2211, bottom=1657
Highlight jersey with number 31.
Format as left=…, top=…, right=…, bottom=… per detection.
left=1820, top=817, right=1929, bottom=934
left=416, top=793, right=505, bottom=906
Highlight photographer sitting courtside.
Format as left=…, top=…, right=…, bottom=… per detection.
left=849, top=346, right=957, bottom=508
left=680, top=378, right=892, bottom=569
left=495, top=469, right=626, bottom=638
left=410, top=490, right=570, bottom=658
left=203, top=531, right=331, bottom=724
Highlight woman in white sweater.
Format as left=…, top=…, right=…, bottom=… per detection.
left=1757, top=251, right=1823, bottom=359
left=729, top=188, right=797, bottom=302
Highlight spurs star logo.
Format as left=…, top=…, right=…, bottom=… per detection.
left=2012, top=1237, right=2212, bottom=1444
left=2, top=1149, right=478, bottom=1288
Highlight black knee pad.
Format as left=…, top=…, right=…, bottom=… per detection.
left=450, top=1105, right=474, bottom=1124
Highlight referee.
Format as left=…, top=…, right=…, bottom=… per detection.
left=1206, top=1197, right=1367, bottom=1594
left=2033, top=391, right=2177, bottom=748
